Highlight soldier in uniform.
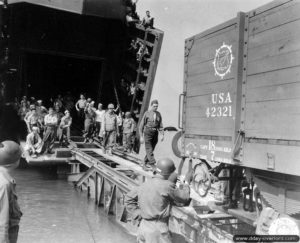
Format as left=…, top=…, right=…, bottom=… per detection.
left=139, top=100, right=164, bottom=170
left=94, top=103, right=105, bottom=141
left=101, top=104, right=119, bottom=155
left=75, top=94, right=87, bottom=130
left=43, top=107, right=58, bottom=154
left=83, top=104, right=95, bottom=143
left=125, top=158, right=191, bottom=243
left=57, top=110, right=72, bottom=146
left=24, top=106, right=41, bottom=134
left=24, top=126, right=43, bottom=158
left=36, top=100, right=47, bottom=120
left=122, top=112, right=136, bottom=152
left=0, top=141, right=23, bottom=243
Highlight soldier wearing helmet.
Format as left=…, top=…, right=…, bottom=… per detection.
left=125, top=158, right=191, bottom=243
left=101, top=103, right=119, bottom=155
left=122, top=111, right=136, bottom=152
left=0, top=140, right=22, bottom=243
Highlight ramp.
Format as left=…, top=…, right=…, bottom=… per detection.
left=70, top=140, right=256, bottom=243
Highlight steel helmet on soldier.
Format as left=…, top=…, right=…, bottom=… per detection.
left=156, top=158, right=176, bottom=176
left=108, top=103, right=115, bottom=109
left=0, top=141, right=22, bottom=168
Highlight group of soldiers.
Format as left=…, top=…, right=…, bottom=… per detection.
left=19, top=96, right=72, bottom=157
left=75, top=94, right=136, bottom=155
left=18, top=92, right=167, bottom=164
left=18, top=93, right=139, bottom=157
left=0, top=96, right=244, bottom=243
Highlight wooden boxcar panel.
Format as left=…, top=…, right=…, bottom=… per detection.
left=246, top=82, right=300, bottom=103
left=245, top=2, right=300, bottom=141
left=246, top=67, right=300, bottom=90
left=247, top=49, right=300, bottom=75
left=186, top=77, right=234, bottom=97
left=187, top=57, right=237, bottom=78
left=183, top=18, right=240, bottom=160
left=242, top=0, right=300, bottom=174
left=248, top=0, right=300, bottom=36
left=248, top=20, right=300, bottom=51
left=185, top=93, right=235, bottom=137
left=247, top=37, right=300, bottom=64
left=245, top=100, right=300, bottom=140
left=188, top=25, right=237, bottom=63
left=186, top=71, right=234, bottom=87
left=184, top=137, right=233, bottom=163
left=243, top=142, right=300, bottom=176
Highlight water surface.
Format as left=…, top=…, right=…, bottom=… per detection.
left=11, top=166, right=135, bottom=243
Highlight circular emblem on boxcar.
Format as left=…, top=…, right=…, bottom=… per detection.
left=213, top=43, right=234, bottom=79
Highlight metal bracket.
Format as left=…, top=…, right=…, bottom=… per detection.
left=232, top=130, right=245, bottom=162
left=267, top=153, right=275, bottom=170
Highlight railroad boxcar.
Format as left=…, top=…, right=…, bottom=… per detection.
left=179, top=0, right=300, bottom=223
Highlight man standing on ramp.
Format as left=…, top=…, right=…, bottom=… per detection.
left=139, top=100, right=164, bottom=170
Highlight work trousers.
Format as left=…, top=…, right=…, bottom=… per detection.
left=9, top=225, right=19, bottom=243
left=25, top=142, right=43, bottom=155
left=223, top=167, right=243, bottom=201
left=137, top=219, right=171, bottom=243
left=43, top=126, right=56, bottom=152
left=57, top=127, right=70, bottom=144
left=123, top=132, right=133, bottom=150
left=84, top=119, right=94, bottom=140
left=95, top=122, right=101, bottom=136
left=117, top=126, right=123, bottom=145
left=77, top=108, right=85, bottom=130
left=144, top=128, right=158, bottom=165
left=103, top=130, right=116, bottom=149
left=29, top=123, right=38, bottom=133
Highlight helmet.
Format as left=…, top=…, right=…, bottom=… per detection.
left=0, top=141, right=22, bottom=168
left=30, top=104, right=36, bottom=110
left=156, top=158, right=176, bottom=176
left=108, top=103, right=115, bottom=109
left=125, top=112, right=131, bottom=118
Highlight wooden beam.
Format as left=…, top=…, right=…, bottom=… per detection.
left=75, top=166, right=95, bottom=187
